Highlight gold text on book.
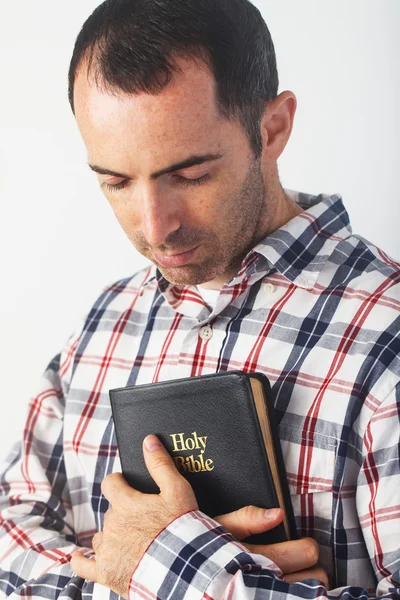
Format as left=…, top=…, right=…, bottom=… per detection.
left=170, top=432, right=214, bottom=473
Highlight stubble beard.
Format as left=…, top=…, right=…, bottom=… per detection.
left=131, top=158, right=267, bottom=287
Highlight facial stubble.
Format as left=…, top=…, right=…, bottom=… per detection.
left=132, top=158, right=267, bottom=286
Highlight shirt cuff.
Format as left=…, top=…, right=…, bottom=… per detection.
left=128, top=510, right=282, bottom=600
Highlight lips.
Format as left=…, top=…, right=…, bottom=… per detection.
left=153, top=246, right=199, bottom=268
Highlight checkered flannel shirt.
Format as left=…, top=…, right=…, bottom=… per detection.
left=1, top=191, right=400, bottom=599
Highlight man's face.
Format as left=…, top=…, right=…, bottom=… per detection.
left=74, top=58, right=271, bottom=288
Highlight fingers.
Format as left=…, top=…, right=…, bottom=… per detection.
left=215, top=506, right=284, bottom=540
left=101, top=472, right=138, bottom=505
left=91, top=531, right=103, bottom=551
left=245, top=537, right=319, bottom=574
left=284, top=566, right=329, bottom=588
left=70, top=551, right=97, bottom=581
left=101, top=436, right=187, bottom=501
left=143, top=435, right=185, bottom=493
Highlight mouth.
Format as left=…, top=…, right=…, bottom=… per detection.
left=153, top=246, right=200, bottom=268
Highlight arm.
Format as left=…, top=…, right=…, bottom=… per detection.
left=132, top=510, right=399, bottom=600
left=72, top=408, right=400, bottom=600
left=355, top=380, right=400, bottom=595
left=131, top=385, right=400, bottom=599
left=0, top=347, right=94, bottom=598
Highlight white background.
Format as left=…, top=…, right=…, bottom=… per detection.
left=0, top=0, right=399, bottom=466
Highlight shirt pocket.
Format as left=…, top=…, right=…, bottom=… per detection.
left=279, top=426, right=337, bottom=575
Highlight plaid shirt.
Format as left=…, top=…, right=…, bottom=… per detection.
left=1, top=190, right=400, bottom=599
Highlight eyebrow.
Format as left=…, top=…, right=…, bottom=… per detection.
left=88, top=153, right=225, bottom=180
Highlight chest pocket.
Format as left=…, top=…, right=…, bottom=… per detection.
left=279, top=426, right=337, bottom=576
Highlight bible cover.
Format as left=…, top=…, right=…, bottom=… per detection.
left=109, top=370, right=297, bottom=544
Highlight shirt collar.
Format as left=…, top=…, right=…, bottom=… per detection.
left=151, top=190, right=353, bottom=296
left=231, top=190, right=353, bottom=289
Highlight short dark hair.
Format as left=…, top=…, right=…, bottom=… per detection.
left=68, top=0, right=279, bottom=156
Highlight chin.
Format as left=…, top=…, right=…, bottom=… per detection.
left=158, top=267, right=207, bottom=286
left=158, top=262, right=223, bottom=287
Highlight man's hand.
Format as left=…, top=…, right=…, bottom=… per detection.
left=70, top=434, right=198, bottom=598
left=71, top=435, right=328, bottom=597
left=215, top=506, right=329, bottom=588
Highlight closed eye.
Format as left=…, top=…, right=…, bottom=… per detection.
left=173, top=173, right=211, bottom=187
left=101, top=180, right=129, bottom=192
left=102, top=172, right=211, bottom=193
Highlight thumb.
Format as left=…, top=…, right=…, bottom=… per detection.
left=214, top=506, right=284, bottom=540
left=143, top=434, right=183, bottom=492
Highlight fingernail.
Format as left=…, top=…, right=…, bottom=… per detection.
left=144, top=435, right=162, bottom=452
left=264, top=508, right=281, bottom=520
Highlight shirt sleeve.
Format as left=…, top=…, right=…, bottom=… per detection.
left=129, top=383, right=400, bottom=600
left=0, top=335, right=94, bottom=598
left=355, top=380, right=400, bottom=593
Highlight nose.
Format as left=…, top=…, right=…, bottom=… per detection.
left=140, top=182, right=181, bottom=248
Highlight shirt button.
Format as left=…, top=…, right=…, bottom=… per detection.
left=199, top=325, right=213, bottom=341
left=263, top=283, right=275, bottom=294
left=297, top=275, right=310, bottom=287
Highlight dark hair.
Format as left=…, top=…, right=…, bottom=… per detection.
left=68, top=0, right=279, bottom=156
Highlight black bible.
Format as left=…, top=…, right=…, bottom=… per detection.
left=109, top=370, right=297, bottom=544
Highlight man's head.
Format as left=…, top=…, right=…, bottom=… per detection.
left=69, top=0, right=297, bottom=288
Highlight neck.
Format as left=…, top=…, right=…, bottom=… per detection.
left=269, top=187, right=304, bottom=232
left=200, top=186, right=303, bottom=291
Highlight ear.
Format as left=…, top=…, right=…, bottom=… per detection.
left=260, top=91, right=297, bottom=162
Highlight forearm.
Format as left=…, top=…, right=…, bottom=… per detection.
left=0, top=346, right=94, bottom=598
left=0, top=534, right=92, bottom=599
left=130, top=511, right=400, bottom=600
left=0, top=483, right=94, bottom=598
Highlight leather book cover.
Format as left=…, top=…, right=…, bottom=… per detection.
left=109, top=370, right=297, bottom=544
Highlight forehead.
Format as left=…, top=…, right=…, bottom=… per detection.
left=73, top=58, right=228, bottom=167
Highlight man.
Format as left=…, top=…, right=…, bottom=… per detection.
left=1, top=0, right=399, bottom=598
